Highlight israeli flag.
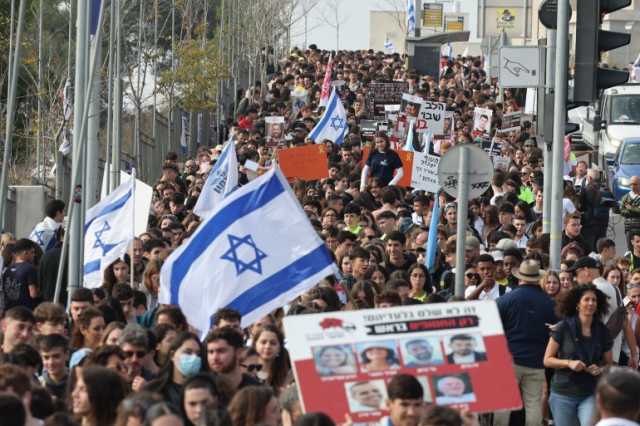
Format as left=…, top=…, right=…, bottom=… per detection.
left=308, top=88, right=348, bottom=145
left=29, top=217, right=61, bottom=252
left=159, top=167, right=338, bottom=333
left=193, top=141, right=238, bottom=219
left=384, top=38, right=395, bottom=53
left=407, top=0, right=416, bottom=33
left=83, top=174, right=135, bottom=288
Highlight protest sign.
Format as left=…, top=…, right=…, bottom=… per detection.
left=411, top=152, right=440, bottom=193
left=266, top=116, right=286, bottom=147
left=366, top=82, right=409, bottom=119
left=401, top=93, right=424, bottom=119
left=492, top=155, right=511, bottom=171
left=291, top=88, right=309, bottom=117
left=384, top=104, right=401, bottom=122
left=359, top=120, right=378, bottom=142
left=284, top=301, right=522, bottom=424
left=472, top=107, right=493, bottom=140
left=502, top=111, right=521, bottom=129
left=277, top=144, right=328, bottom=181
left=361, top=146, right=413, bottom=187
left=415, top=101, right=446, bottom=134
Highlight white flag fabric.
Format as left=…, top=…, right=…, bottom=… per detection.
left=407, top=0, right=416, bottom=33
left=29, top=217, right=62, bottom=252
left=384, top=38, right=395, bottom=53
left=159, top=167, right=338, bottom=333
left=308, top=88, right=348, bottom=145
left=180, top=112, right=189, bottom=154
left=83, top=174, right=135, bottom=288
left=193, top=141, right=238, bottom=219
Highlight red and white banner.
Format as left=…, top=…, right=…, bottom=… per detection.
left=319, top=55, right=334, bottom=107
left=283, top=301, right=522, bottom=424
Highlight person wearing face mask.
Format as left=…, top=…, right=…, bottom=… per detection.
left=144, top=331, right=203, bottom=408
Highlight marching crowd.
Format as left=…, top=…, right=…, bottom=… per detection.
left=1, top=45, right=640, bottom=426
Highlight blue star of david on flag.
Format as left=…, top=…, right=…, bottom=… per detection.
left=34, top=230, right=46, bottom=245
left=221, top=234, right=267, bottom=275
left=329, top=116, right=345, bottom=131
left=93, top=221, right=122, bottom=256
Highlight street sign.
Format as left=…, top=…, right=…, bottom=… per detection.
left=498, top=47, right=543, bottom=88
left=437, top=144, right=493, bottom=199
left=539, top=0, right=572, bottom=30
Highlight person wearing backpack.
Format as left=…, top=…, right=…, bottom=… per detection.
left=571, top=257, right=639, bottom=369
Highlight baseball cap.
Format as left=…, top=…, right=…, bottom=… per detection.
left=568, top=256, right=600, bottom=272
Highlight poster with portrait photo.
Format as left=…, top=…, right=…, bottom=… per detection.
left=443, top=333, right=487, bottom=365
left=356, top=341, right=401, bottom=373
left=433, top=373, right=477, bottom=405
left=345, top=380, right=388, bottom=413
left=400, top=337, right=445, bottom=368
left=401, top=93, right=424, bottom=119
left=472, top=107, right=493, bottom=140
left=284, top=301, right=522, bottom=423
left=265, top=116, right=286, bottom=147
left=312, top=345, right=358, bottom=377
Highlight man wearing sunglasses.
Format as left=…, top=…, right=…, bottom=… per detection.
left=204, top=327, right=260, bottom=398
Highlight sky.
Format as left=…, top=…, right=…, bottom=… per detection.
left=290, top=0, right=473, bottom=51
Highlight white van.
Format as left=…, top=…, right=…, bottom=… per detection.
left=582, top=84, right=640, bottom=168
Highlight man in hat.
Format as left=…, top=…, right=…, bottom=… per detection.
left=573, top=257, right=639, bottom=368
left=495, top=260, right=557, bottom=426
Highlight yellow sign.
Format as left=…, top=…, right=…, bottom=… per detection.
left=422, top=3, right=443, bottom=28
left=496, top=8, right=516, bottom=30
left=445, top=15, right=464, bottom=32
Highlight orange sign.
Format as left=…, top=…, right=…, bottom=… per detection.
left=277, top=144, right=329, bottom=181
left=361, top=146, right=414, bottom=187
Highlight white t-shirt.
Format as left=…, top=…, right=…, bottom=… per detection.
left=464, top=283, right=510, bottom=301
left=593, top=277, right=623, bottom=363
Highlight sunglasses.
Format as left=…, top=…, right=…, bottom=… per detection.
left=123, top=350, right=146, bottom=359
left=241, top=363, right=263, bottom=373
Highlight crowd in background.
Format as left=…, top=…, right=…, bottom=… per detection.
left=0, top=45, right=640, bottom=426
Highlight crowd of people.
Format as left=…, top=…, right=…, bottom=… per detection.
left=1, top=45, right=640, bottom=426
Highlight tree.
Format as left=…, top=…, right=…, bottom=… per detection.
left=317, top=0, right=349, bottom=51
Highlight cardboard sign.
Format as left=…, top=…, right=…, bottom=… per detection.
left=277, top=144, right=329, bottom=181
left=416, top=101, right=446, bottom=134
left=284, top=302, right=522, bottom=424
left=362, top=146, right=413, bottom=187
left=266, top=116, right=286, bottom=147
left=411, top=152, right=440, bottom=193
left=472, top=107, right=493, bottom=140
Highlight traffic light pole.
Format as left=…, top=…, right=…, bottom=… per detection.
left=549, top=0, right=569, bottom=271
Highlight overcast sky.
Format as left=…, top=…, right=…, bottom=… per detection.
left=290, top=0, right=473, bottom=50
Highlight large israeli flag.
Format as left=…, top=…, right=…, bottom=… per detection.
left=407, top=0, right=416, bottom=33
left=159, top=167, right=338, bottom=333
left=193, top=141, right=238, bottom=219
left=308, top=88, right=348, bottom=145
left=29, top=217, right=62, bottom=252
left=83, top=175, right=135, bottom=288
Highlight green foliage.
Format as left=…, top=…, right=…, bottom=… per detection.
left=158, top=39, right=227, bottom=112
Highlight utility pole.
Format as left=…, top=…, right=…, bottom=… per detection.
left=86, top=0, right=102, bottom=209
left=104, top=0, right=116, bottom=195
left=0, top=0, right=26, bottom=231
left=68, top=0, right=89, bottom=295
left=549, top=0, right=569, bottom=270
left=543, top=29, right=555, bottom=234
left=111, top=0, right=122, bottom=191
left=36, top=0, right=44, bottom=183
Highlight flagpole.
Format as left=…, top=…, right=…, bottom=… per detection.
left=60, top=0, right=106, bottom=306
left=111, top=0, right=122, bottom=191
left=105, top=0, right=116, bottom=195
left=0, top=0, right=26, bottom=231
left=36, top=0, right=44, bottom=183
left=131, top=169, right=136, bottom=287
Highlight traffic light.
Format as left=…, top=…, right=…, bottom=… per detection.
left=573, top=0, right=630, bottom=104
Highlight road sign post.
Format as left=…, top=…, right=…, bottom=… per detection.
left=438, top=144, right=494, bottom=297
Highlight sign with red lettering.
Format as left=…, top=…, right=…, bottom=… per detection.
left=283, top=302, right=521, bottom=424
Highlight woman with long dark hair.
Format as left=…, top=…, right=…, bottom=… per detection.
left=360, top=132, right=404, bottom=191
left=143, top=331, right=203, bottom=407
left=543, top=284, right=613, bottom=426
left=251, top=325, right=291, bottom=392
left=228, top=385, right=281, bottom=426
left=70, top=306, right=105, bottom=351
left=71, top=366, right=127, bottom=426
